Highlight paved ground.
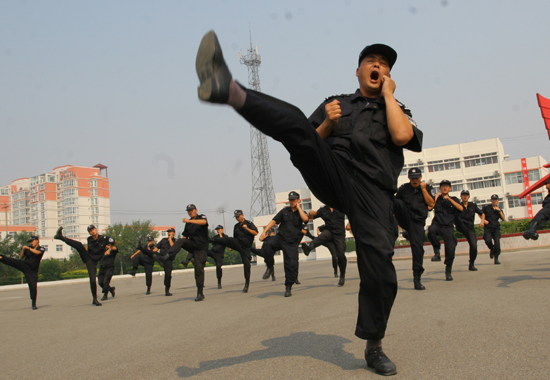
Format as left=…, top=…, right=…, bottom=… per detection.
left=1, top=248, right=550, bottom=379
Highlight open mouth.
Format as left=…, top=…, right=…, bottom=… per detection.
left=370, top=71, right=379, bottom=81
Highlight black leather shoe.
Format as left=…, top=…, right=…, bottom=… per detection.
left=195, top=290, right=205, bottom=302
left=334, top=270, right=338, bottom=278
left=413, top=273, right=425, bottom=290
left=301, top=243, right=311, bottom=256
left=338, top=277, right=345, bottom=287
left=469, top=263, right=478, bottom=271
left=431, top=253, right=441, bottom=262
left=129, top=268, right=137, bottom=277
left=494, top=257, right=501, bottom=265
left=242, top=283, right=249, bottom=293
left=92, top=298, right=102, bottom=306
left=54, top=226, right=64, bottom=240
left=284, top=286, right=292, bottom=297
left=218, top=281, right=222, bottom=289
left=196, top=31, right=232, bottom=103
left=295, top=279, right=301, bottom=285
left=365, top=347, right=397, bottom=376
left=445, top=273, right=453, bottom=281
left=101, top=294, right=108, bottom=301
left=146, top=287, right=151, bottom=295
left=489, top=248, right=494, bottom=259
left=109, top=287, right=115, bottom=298
left=271, top=274, right=276, bottom=281
left=32, top=302, right=37, bottom=310
left=262, top=266, right=273, bottom=280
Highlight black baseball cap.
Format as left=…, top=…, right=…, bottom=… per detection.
left=186, top=204, right=196, bottom=211
left=408, top=167, right=422, bottom=179
left=147, top=236, right=155, bottom=241
left=27, top=236, right=39, bottom=243
left=166, top=227, right=175, bottom=233
left=461, top=190, right=470, bottom=196
left=87, top=225, right=96, bottom=232
left=439, top=180, right=451, bottom=187
left=288, top=191, right=300, bottom=200
left=358, top=44, right=397, bottom=69
left=491, top=194, right=499, bottom=200
left=234, top=210, right=243, bottom=218
left=215, top=225, right=224, bottom=230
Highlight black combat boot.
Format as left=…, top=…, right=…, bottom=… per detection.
left=32, top=300, right=37, bottom=310
left=523, top=221, right=539, bottom=240
left=489, top=248, right=494, bottom=259
left=195, top=286, right=205, bottom=302
left=338, top=276, right=345, bottom=287
left=128, top=267, right=137, bottom=277
left=92, top=298, right=102, bottom=306
left=431, top=248, right=441, bottom=262
left=295, top=278, right=301, bottom=285
left=101, top=292, right=108, bottom=301
left=468, top=262, right=478, bottom=271
left=54, top=226, right=65, bottom=241
left=301, top=242, right=312, bottom=256
left=284, top=285, right=292, bottom=297
left=445, top=265, right=453, bottom=281
left=109, top=287, right=115, bottom=298
left=262, top=265, right=274, bottom=280
left=165, top=286, right=172, bottom=296
left=334, top=269, right=338, bottom=278
left=218, top=279, right=222, bottom=289
left=242, top=281, right=249, bottom=293
left=365, top=347, right=397, bottom=376
left=494, top=255, right=501, bottom=265
left=413, top=272, right=425, bottom=290
left=146, top=286, right=151, bottom=295
left=271, top=271, right=276, bottom=281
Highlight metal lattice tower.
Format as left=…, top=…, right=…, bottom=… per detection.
left=239, top=35, right=276, bottom=218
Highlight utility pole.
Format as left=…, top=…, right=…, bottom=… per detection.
left=239, top=31, right=276, bottom=218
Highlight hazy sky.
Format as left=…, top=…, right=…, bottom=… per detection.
left=2, top=0, right=550, bottom=230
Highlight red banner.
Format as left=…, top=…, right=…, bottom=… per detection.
left=521, top=158, right=533, bottom=218
left=536, top=93, right=550, bottom=140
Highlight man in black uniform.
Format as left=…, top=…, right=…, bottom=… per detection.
left=195, top=31, right=422, bottom=375
left=523, top=178, right=550, bottom=240
left=130, top=236, right=156, bottom=294
left=302, top=206, right=348, bottom=286
left=210, top=210, right=258, bottom=293
left=138, top=228, right=175, bottom=296
left=394, top=167, right=435, bottom=290
left=481, top=194, right=505, bottom=265
left=316, top=225, right=340, bottom=278
left=251, top=230, right=276, bottom=281
left=455, top=190, right=483, bottom=271
left=0, top=235, right=45, bottom=310
left=258, top=191, right=309, bottom=297
left=208, top=225, right=227, bottom=289
left=427, top=180, right=463, bottom=281
left=55, top=225, right=115, bottom=306
left=168, top=204, right=209, bottom=301
left=98, top=240, right=118, bottom=301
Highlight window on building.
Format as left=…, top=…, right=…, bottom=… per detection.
left=161, top=231, right=167, bottom=237
left=464, top=153, right=498, bottom=168
left=90, top=179, right=97, bottom=188
left=531, top=193, right=544, bottom=205
left=528, top=169, right=541, bottom=182
left=467, top=175, right=501, bottom=190
left=43, top=245, right=48, bottom=251
left=90, top=198, right=98, bottom=205
left=56, top=245, right=63, bottom=252
left=301, top=200, right=312, bottom=212
left=92, top=207, right=99, bottom=214
left=91, top=216, right=98, bottom=223
left=40, top=193, right=45, bottom=201
left=508, top=196, right=526, bottom=208
left=91, top=189, right=98, bottom=196
left=451, top=180, right=464, bottom=192
left=40, top=184, right=45, bottom=191
left=505, top=172, right=523, bottom=185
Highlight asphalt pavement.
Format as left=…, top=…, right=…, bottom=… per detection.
left=1, top=248, right=549, bottom=379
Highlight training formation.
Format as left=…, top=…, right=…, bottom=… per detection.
left=3, top=30, right=550, bottom=377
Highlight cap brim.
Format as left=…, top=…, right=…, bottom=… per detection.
left=408, top=174, right=422, bottom=179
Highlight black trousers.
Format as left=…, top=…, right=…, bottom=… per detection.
left=131, top=254, right=153, bottom=288
left=393, top=199, right=426, bottom=274
left=0, top=257, right=38, bottom=302
left=311, top=230, right=347, bottom=276
left=483, top=228, right=501, bottom=257
left=260, top=234, right=299, bottom=287
left=456, top=226, right=478, bottom=264
left=250, top=246, right=274, bottom=267
left=60, top=237, right=100, bottom=298
left=427, top=223, right=457, bottom=266
left=533, top=206, right=550, bottom=225
left=211, top=236, right=251, bottom=283
left=207, top=250, right=224, bottom=280
left=140, top=246, right=173, bottom=289
left=98, top=265, right=114, bottom=294
left=169, top=239, right=207, bottom=288
left=238, top=89, right=398, bottom=340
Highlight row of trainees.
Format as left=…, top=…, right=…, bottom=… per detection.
left=395, top=168, right=550, bottom=289
left=0, top=192, right=348, bottom=310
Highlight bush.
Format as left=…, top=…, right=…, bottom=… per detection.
left=39, top=258, right=64, bottom=282
left=61, top=269, right=92, bottom=279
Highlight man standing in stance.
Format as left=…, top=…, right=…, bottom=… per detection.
left=195, top=30, right=422, bottom=375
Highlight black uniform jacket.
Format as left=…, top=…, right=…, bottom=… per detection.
left=23, top=245, right=46, bottom=271
left=210, top=234, right=228, bottom=256
left=87, top=235, right=115, bottom=261
left=482, top=205, right=504, bottom=229
left=396, top=183, right=434, bottom=223
left=100, top=247, right=118, bottom=268
left=273, top=207, right=306, bottom=246
left=313, top=206, right=346, bottom=236
left=234, top=220, right=258, bottom=248
left=182, top=214, right=209, bottom=250
left=457, top=202, right=483, bottom=230
left=308, top=89, right=423, bottom=194
left=432, top=195, right=461, bottom=227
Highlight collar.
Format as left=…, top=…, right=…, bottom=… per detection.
left=351, top=89, right=384, bottom=104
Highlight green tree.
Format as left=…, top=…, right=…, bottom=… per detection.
left=39, top=258, right=63, bottom=281
left=0, top=231, right=33, bottom=284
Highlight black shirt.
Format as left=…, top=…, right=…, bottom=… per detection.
left=273, top=206, right=306, bottom=245
left=313, top=206, right=346, bottom=236
left=210, top=233, right=227, bottom=256
left=458, top=202, right=483, bottom=230
left=141, top=244, right=156, bottom=264
left=182, top=214, right=209, bottom=250
left=156, top=238, right=173, bottom=256
left=396, top=183, right=434, bottom=223
left=23, top=245, right=45, bottom=271
left=543, top=193, right=550, bottom=208
left=308, top=90, right=423, bottom=193
left=87, top=235, right=115, bottom=261
left=100, top=247, right=118, bottom=268
left=482, top=205, right=504, bottom=229
left=234, top=220, right=258, bottom=248
left=432, top=195, right=462, bottom=226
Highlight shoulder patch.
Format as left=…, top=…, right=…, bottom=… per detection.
left=396, top=99, right=410, bottom=110
left=325, top=93, right=351, bottom=101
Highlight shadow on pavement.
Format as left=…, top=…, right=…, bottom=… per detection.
left=175, top=331, right=365, bottom=378
left=496, top=274, right=550, bottom=288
